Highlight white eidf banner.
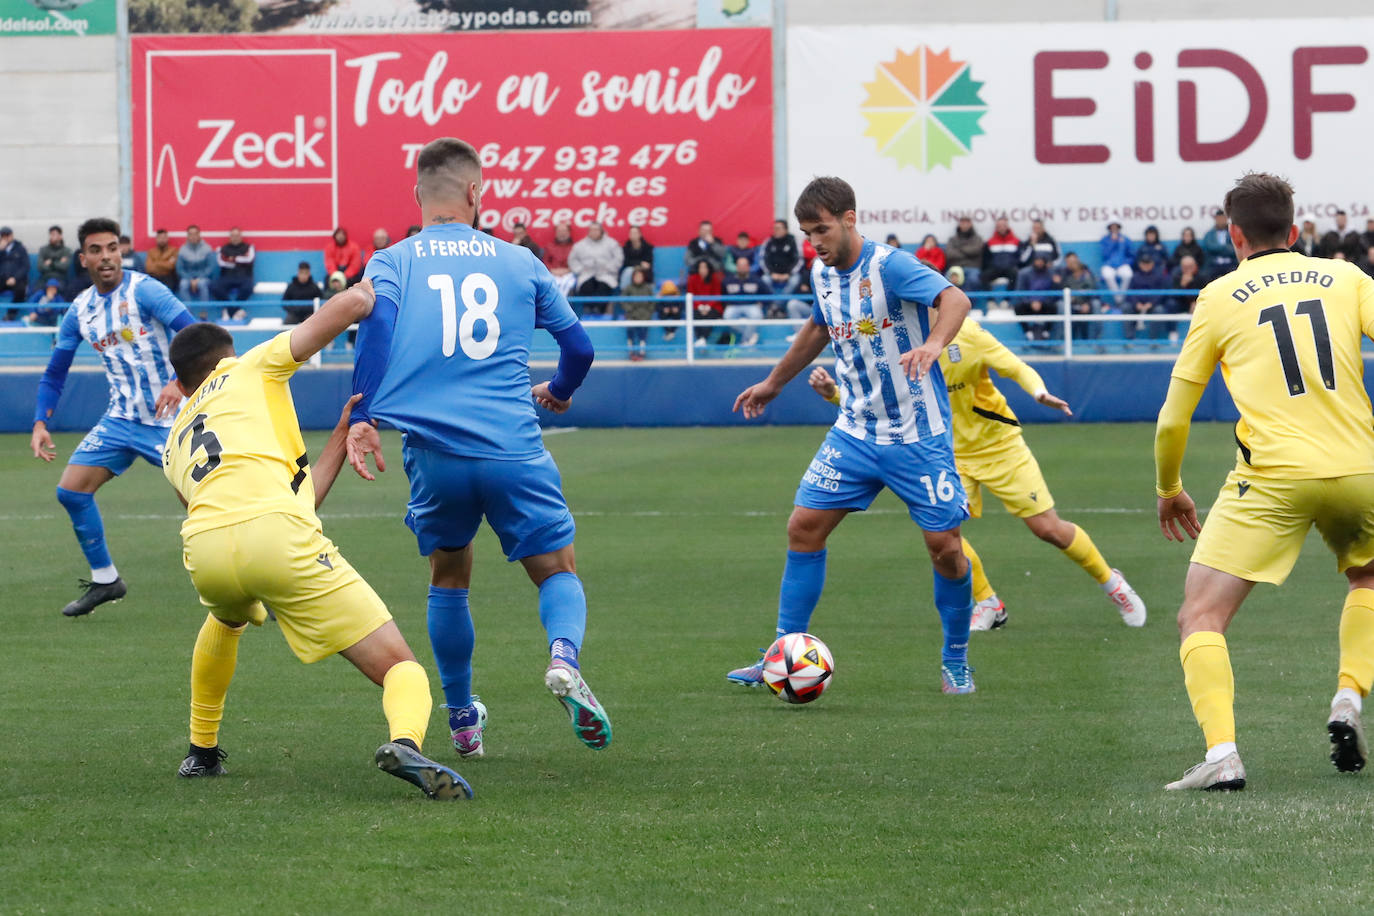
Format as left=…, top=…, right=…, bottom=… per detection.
left=787, top=20, right=1374, bottom=241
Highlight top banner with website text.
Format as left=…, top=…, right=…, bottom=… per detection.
left=0, top=0, right=113, bottom=35
left=788, top=21, right=1373, bottom=241
left=131, top=30, right=772, bottom=250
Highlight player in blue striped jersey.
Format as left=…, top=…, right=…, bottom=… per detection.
left=30, top=218, right=195, bottom=616
left=730, top=177, right=979, bottom=694
left=345, top=138, right=609, bottom=757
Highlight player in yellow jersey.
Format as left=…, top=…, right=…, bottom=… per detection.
left=162, top=282, right=471, bottom=800
left=1155, top=172, right=1374, bottom=790
left=808, top=317, right=1146, bottom=630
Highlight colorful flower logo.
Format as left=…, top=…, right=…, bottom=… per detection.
left=860, top=47, right=987, bottom=172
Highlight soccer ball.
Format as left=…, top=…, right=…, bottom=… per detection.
left=762, top=632, right=835, bottom=704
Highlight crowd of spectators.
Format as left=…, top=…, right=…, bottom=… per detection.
left=5, top=208, right=1372, bottom=359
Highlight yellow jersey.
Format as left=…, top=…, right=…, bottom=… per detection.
left=163, top=332, right=318, bottom=538
left=1172, top=251, right=1374, bottom=479
left=938, top=319, right=1048, bottom=459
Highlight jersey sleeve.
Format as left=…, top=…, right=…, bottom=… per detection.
left=974, top=323, right=1047, bottom=396
left=240, top=331, right=304, bottom=380
left=138, top=276, right=195, bottom=329
left=1171, top=287, right=1218, bottom=384
left=881, top=250, right=952, bottom=307
left=363, top=248, right=401, bottom=307
left=55, top=305, right=82, bottom=351
left=532, top=251, right=578, bottom=333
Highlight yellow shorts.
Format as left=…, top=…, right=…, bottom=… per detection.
left=1192, top=471, right=1374, bottom=585
left=181, top=512, right=392, bottom=663
left=957, top=441, right=1055, bottom=520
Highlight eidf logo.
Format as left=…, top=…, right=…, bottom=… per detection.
left=859, top=46, right=987, bottom=173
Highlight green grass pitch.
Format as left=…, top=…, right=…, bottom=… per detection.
left=3, top=422, right=1373, bottom=913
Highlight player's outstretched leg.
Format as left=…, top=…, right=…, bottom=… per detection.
left=1331, top=588, right=1374, bottom=772
left=375, top=660, right=472, bottom=799
left=1026, top=511, right=1146, bottom=627
left=537, top=570, right=611, bottom=750
left=729, top=548, right=828, bottom=685
left=963, top=538, right=1006, bottom=632
left=55, top=484, right=126, bottom=617
left=178, top=613, right=244, bottom=778
left=1168, top=630, right=1245, bottom=790
left=427, top=583, right=485, bottom=757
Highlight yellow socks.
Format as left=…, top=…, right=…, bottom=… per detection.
left=382, top=660, right=432, bottom=749
left=190, top=613, right=245, bottom=749
left=1338, top=589, right=1374, bottom=696
left=961, top=538, right=995, bottom=602
left=1062, top=524, right=1112, bottom=585
left=1180, top=631, right=1235, bottom=750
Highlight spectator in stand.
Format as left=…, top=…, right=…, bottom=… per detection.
left=1125, top=251, right=1169, bottom=343
left=1321, top=210, right=1363, bottom=261
left=657, top=279, right=682, bottom=342
left=981, top=216, right=1020, bottom=294
left=687, top=258, right=723, bottom=347
left=801, top=237, right=817, bottom=273
left=622, top=267, right=656, bottom=361
left=1291, top=214, right=1319, bottom=256
left=1014, top=251, right=1057, bottom=341
left=543, top=221, right=576, bottom=298
left=118, top=235, right=143, bottom=272
left=1170, top=226, right=1204, bottom=268
left=761, top=219, right=801, bottom=296
left=405, top=224, right=422, bottom=238
left=324, top=227, right=364, bottom=285
left=1137, top=225, right=1168, bottom=267
left=885, top=233, right=903, bottom=250
left=211, top=226, right=255, bottom=312
left=282, top=260, right=322, bottom=325
left=1200, top=209, right=1238, bottom=280
left=325, top=270, right=347, bottom=298
left=568, top=221, right=623, bottom=317
left=1170, top=254, right=1204, bottom=319
left=945, top=215, right=983, bottom=290
left=36, top=226, right=72, bottom=288
left=1362, top=218, right=1374, bottom=254
left=722, top=255, right=765, bottom=347
left=366, top=228, right=391, bottom=264
left=1098, top=221, right=1134, bottom=305
left=25, top=277, right=66, bottom=326
left=176, top=224, right=215, bottom=304
left=727, top=230, right=757, bottom=269
left=1362, top=246, right=1374, bottom=279
left=511, top=222, right=543, bottom=260
left=1017, top=219, right=1059, bottom=267
left=144, top=228, right=178, bottom=290
left=785, top=275, right=814, bottom=321
left=915, top=234, right=946, bottom=274
left=685, top=220, right=727, bottom=276
left=1058, top=252, right=1098, bottom=341
left=0, top=226, right=30, bottom=315
left=621, top=225, right=654, bottom=288
left=944, top=264, right=967, bottom=292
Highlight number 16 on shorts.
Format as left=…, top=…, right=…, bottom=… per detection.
left=920, top=470, right=956, bottom=505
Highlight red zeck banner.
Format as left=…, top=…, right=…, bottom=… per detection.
left=131, top=29, right=773, bottom=249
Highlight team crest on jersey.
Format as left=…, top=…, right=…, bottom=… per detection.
left=947, top=344, right=962, bottom=362
left=858, top=278, right=873, bottom=299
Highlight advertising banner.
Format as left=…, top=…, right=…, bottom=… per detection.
left=129, top=0, right=696, bottom=34
left=788, top=21, right=1374, bottom=241
left=131, top=29, right=772, bottom=249
left=1, top=0, right=114, bottom=35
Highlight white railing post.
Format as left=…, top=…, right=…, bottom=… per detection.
left=684, top=292, right=695, bottom=363
left=1061, top=287, right=1073, bottom=359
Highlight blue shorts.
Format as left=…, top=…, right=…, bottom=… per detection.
left=794, top=427, right=970, bottom=532
left=401, top=445, right=576, bottom=561
left=69, top=415, right=169, bottom=475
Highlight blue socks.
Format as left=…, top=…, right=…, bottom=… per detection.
left=776, top=549, right=827, bottom=637
left=933, top=566, right=974, bottom=666
left=55, top=486, right=115, bottom=578
left=426, top=585, right=475, bottom=710
left=539, top=572, right=587, bottom=668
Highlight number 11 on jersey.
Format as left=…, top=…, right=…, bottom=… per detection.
left=428, top=272, right=501, bottom=360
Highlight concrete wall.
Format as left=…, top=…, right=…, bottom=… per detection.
left=0, top=37, right=120, bottom=247
left=785, top=0, right=1368, bottom=23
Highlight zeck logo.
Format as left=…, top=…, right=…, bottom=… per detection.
left=196, top=116, right=326, bottom=169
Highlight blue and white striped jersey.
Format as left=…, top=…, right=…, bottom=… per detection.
left=55, top=271, right=188, bottom=426
left=810, top=239, right=954, bottom=445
